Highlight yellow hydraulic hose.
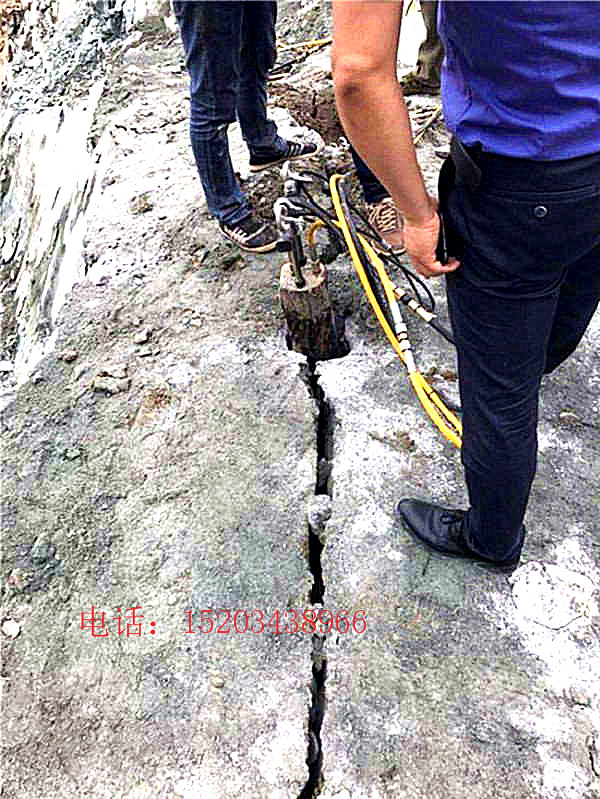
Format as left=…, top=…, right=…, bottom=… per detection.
left=329, top=173, right=462, bottom=448
left=359, top=233, right=463, bottom=449
left=277, top=37, right=332, bottom=51
left=306, top=219, right=326, bottom=247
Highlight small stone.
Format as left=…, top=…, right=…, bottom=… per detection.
left=0, top=361, right=13, bottom=373
left=6, top=568, right=34, bottom=591
left=1, top=619, right=21, bottom=638
left=316, top=457, right=332, bottom=492
left=93, top=376, right=121, bottom=394
left=167, top=594, right=178, bottom=606
left=138, top=346, right=153, bottom=357
left=559, top=410, right=580, bottom=426
left=129, top=192, right=154, bottom=215
left=134, top=327, right=152, bottom=345
left=65, top=447, right=81, bottom=460
left=307, top=495, right=332, bottom=534
left=569, top=686, right=591, bottom=707
left=31, top=371, right=44, bottom=384
left=60, top=349, right=79, bottom=363
left=103, top=363, right=128, bottom=379
left=210, top=674, right=225, bottom=689
left=93, top=375, right=130, bottom=394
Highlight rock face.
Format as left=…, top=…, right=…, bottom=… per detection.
left=1, top=82, right=105, bottom=378
left=2, top=3, right=600, bottom=799
left=0, top=0, right=174, bottom=384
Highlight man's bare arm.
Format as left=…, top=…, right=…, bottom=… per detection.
left=331, top=0, right=459, bottom=277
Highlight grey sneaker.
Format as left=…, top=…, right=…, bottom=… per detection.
left=218, top=214, right=277, bottom=253
left=248, top=138, right=319, bottom=172
left=366, top=197, right=405, bottom=254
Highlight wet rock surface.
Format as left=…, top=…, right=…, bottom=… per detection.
left=2, top=3, right=600, bottom=798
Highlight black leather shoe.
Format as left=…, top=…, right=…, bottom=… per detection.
left=395, top=498, right=521, bottom=573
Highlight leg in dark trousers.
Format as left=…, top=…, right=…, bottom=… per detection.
left=237, top=2, right=284, bottom=158
left=400, top=0, right=443, bottom=94
left=350, top=145, right=405, bottom=252
left=544, top=251, right=600, bottom=373
left=441, top=151, right=600, bottom=560
left=350, top=145, right=389, bottom=205
left=416, top=0, right=443, bottom=85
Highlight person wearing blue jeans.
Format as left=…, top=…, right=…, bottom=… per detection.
left=172, top=1, right=318, bottom=253
left=332, top=1, right=600, bottom=572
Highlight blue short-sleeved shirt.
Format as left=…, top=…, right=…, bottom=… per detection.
left=438, top=1, right=600, bottom=160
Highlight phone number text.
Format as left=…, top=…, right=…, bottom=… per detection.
left=184, top=609, right=366, bottom=634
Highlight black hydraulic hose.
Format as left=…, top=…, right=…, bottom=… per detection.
left=336, top=178, right=396, bottom=331
left=288, top=171, right=455, bottom=345
left=430, top=318, right=455, bottom=346
left=299, top=179, right=388, bottom=252
left=297, top=172, right=438, bottom=315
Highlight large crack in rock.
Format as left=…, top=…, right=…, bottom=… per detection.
left=298, top=357, right=337, bottom=797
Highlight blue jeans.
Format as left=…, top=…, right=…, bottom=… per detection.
left=350, top=146, right=389, bottom=205
left=440, top=148, right=600, bottom=560
left=172, top=1, right=287, bottom=225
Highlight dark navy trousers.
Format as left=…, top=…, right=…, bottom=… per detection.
left=350, top=145, right=389, bottom=205
left=440, top=147, right=600, bottom=561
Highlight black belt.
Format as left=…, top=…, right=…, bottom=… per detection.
left=450, top=135, right=600, bottom=193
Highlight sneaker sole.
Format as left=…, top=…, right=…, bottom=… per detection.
left=248, top=144, right=321, bottom=173
left=219, top=228, right=277, bottom=253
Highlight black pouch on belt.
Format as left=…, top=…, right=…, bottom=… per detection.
left=437, top=147, right=465, bottom=262
left=450, top=135, right=482, bottom=191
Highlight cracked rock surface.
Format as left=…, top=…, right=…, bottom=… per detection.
left=2, top=3, right=600, bottom=799
left=316, top=284, right=600, bottom=797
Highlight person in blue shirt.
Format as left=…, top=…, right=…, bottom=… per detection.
left=332, top=1, right=600, bottom=572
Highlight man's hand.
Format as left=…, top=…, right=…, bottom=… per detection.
left=403, top=198, right=460, bottom=278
